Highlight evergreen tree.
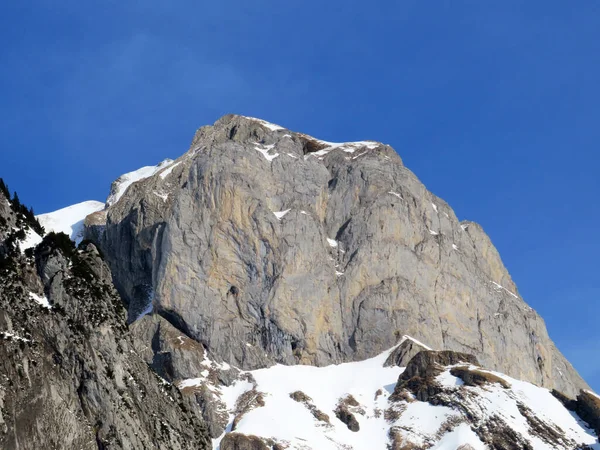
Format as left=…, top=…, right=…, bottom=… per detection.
left=12, top=191, right=20, bottom=210
left=0, top=178, right=9, bottom=199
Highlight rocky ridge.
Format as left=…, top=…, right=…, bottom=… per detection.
left=85, top=114, right=586, bottom=398
left=0, top=189, right=210, bottom=449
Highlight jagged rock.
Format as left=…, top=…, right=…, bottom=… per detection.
left=0, top=191, right=211, bottom=449
left=88, top=114, right=587, bottom=397
left=400, top=350, right=479, bottom=381
left=220, top=433, right=271, bottom=450
left=391, top=350, right=479, bottom=402
left=384, top=336, right=431, bottom=367
left=130, top=314, right=208, bottom=381
left=576, top=390, right=600, bottom=436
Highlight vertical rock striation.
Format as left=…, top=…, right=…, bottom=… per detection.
left=89, top=114, right=587, bottom=397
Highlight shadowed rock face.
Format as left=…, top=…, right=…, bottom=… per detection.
left=90, top=114, right=587, bottom=397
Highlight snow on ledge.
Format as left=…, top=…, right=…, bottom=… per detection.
left=159, top=161, right=181, bottom=179
left=490, top=281, right=518, bottom=299
left=273, top=209, right=291, bottom=220
left=18, top=228, right=43, bottom=253
left=254, top=144, right=279, bottom=162
left=244, top=116, right=285, bottom=131
left=29, top=292, right=51, bottom=309
left=399, top=334, right=433, bottom=351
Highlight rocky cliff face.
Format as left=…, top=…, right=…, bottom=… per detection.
left=0, top=190, right=210, bottom=449
left=88, top=114, right=587, bottom=399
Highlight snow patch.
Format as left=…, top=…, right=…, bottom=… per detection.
left=106, top=159, right=174, bottom=206
left=326, top=238, right=338, bottom=248
left=431, top=203, right=438, bottom=213
left=245, top=116, right=285, bottom=131
left=490, top=281, right=519, bottom=299
left=159, top=161, right=181, bottom=179
left=388, top=191, right=403, bottom=200
left=273, top=209, right=291, bottom=220
left=18, top=228, right=43, bottom=252
left=29, top=292, right=51, bottom=309
left=1, top=332, right=30, bottom=343
left=37, top=200, right=105, bottom=245
left=400, top=335, right=433, bottom=350
left=452, top=244, right=459, bottom=250
left=254, top=144, right=279, bottom=162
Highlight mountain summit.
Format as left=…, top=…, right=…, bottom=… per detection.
left=2, top=115, right=598, bottom=449
left=79, top=114, right=585, bottom=398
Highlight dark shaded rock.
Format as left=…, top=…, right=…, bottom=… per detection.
left=220, top=433, right=270, bottom=450
left=450, top=366, right=511, bottom=389
left=400, top=350, right=479, bottom=382
left=576, top=390, right=600, bottom=437
left=335, top=405, right=360, bottom=432
left=391, top=350, right=479, bottom=402
left=0, top=192, right=211, bottom=449
left=384, top=336, right=430, bottom=368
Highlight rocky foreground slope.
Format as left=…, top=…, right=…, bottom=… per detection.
left=84, top=114, right=585, bottom=398
left=0, top=190, right=210, bottom=449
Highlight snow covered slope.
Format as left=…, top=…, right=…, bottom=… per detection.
left=175, top=337, right=599, bottom=450
left=37, top=200, right=105, bottom=245
left=105, top=159, right=174, bottom=206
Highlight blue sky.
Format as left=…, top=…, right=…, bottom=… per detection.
left=1, top=1, right=598, bottom=391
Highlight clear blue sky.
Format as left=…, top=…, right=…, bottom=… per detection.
left=1, top=1, right=598, bottom=391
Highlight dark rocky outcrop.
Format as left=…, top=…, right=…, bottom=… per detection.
left=0, top=190, right=210, bottom=449
left=577, top=391, right=600, bottom=437
left=220, top=433, right=272, bottom=450
left=384, top=336, right=430, bottom=368
left=399, top=350, right=479, bottom=382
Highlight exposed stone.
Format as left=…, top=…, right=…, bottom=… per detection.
left=88, top=114, right=587, bottom=398
left=0, top=190, right=210, bottom=449
left=220, top=433, right=271, bottom=450
left=384, top=337, right=430, bottom=368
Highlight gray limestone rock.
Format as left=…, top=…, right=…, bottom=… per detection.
left=88, top=114, right=588, bottom=397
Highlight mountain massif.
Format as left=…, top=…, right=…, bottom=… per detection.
left=1, top=114, right=598, bottom=449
